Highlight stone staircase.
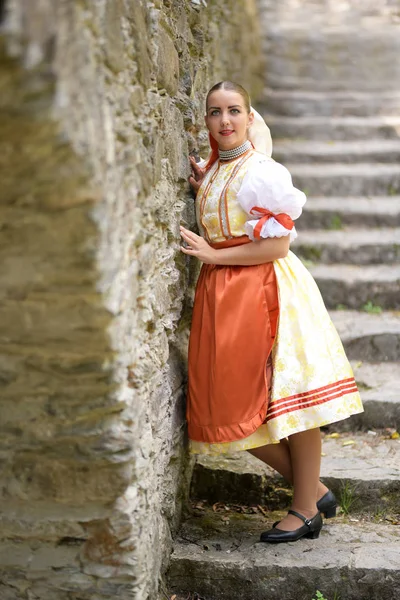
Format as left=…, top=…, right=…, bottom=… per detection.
left=167, top=3, right=400, bottom=598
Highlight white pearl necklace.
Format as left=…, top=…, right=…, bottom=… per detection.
left=218, top=140, right=252, bottom=161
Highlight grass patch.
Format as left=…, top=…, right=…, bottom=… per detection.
left=301, top=245, right=322, bottom=262
left=339, top=480, right=358, bottom=516
left=362, top=301, right=382, bottom=314
left=312, top=591, right=341, bottom=600
left=328, top=215, right=343, bottom=230
left=355, top=380, right=373, bottom=391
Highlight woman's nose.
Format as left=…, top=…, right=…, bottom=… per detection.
left=220, top=112, right=230, bottom=125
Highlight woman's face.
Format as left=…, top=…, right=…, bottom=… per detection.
left=205, top=89, right=254, bottom=151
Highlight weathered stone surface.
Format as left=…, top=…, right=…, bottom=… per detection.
left=309, top=264, right=400, bottom=309
left=342, top=361, right=400, bottom=431
left=266, top=115, right=400, bottom=141
left=330, top=310, right=400, bottom=361
left=261, top=0, right=400, bottom=19
left=293, top=227, right=400, bottom=265
left=299, top=197, right=400, bottom=230
left=190, top=433, right=400, bottom=513
left=261, top=88, right=400, bottom=118
left=262, top=26, right=400, bottom=92
left=190, top=451, right=292, bottom=508
left=289, top=163, right=400, bottom=197
left=274, top=139, right=400, bottom=164
left=168, top=511, right=400, bottom=600
left=0, top=1, right=263, bottom=599
left=259, top=0, right=400, bottom=94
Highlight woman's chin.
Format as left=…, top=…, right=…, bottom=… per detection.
left=217, top=136, right=242, bottom=150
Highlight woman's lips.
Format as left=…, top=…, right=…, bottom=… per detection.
left=220, top=130, right=234, bottom=136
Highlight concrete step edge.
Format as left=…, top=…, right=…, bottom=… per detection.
left=274, top=140, right=400, bottom=152
left=263, top=88, right=400, bottom=101
left=189, top=434, right=400, bottom=513
left=295, top=227, right=400, bottom=245
left=287, top=162, right=400, bottom=174
left=169, top=518, right=400, bottom=600
left=267, top=115, right=400, bottom=126
left=310, top=263, right=400, bottom=282
left=302, top=197, right=400, bottom=212
left=329, top=310, right=400, bottom=338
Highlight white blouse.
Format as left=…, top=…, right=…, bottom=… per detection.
left=236, top=154, right=307, bottom=242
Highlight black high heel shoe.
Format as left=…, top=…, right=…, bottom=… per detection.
left=271, top=489, right=337, bottom=528
left=260, top=510, right=323, bottom=544
left=317, top=490, right=337, bottom=519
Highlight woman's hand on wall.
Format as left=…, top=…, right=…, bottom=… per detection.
left=180, top=226, right=216, bottom=264
left=188, top=156, right=205, bottom=193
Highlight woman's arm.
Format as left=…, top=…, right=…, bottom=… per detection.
left=180, top=226, right=289, bottom=265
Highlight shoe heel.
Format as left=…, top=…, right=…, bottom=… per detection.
left=324, top=506, right=337, bottom=519
left=306, top=529, right=321, bottom=540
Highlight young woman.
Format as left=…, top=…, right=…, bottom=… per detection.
left=180, top=81, right=363, bottom=543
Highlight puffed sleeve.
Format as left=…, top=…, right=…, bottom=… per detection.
left=236, top=157, right=307, bottom=242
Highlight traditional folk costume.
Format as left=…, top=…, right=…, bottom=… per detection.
left=187, top=111, right=363, bottom=456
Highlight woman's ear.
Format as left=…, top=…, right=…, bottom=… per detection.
left=248, top=111, right=255, bottom=127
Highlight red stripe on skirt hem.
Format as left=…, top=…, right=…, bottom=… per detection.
left=270, top=377, right=356, bottom=407
left=267, top=379, right=357, bottom=416
left=266, top=386, right=359, bottom=422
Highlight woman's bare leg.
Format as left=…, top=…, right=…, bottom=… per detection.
left=247, top=436, right=328, bottom=501
left=273, top=428, right=321, bottom=531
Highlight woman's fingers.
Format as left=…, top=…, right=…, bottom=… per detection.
left=180, top=226, right=199, bottom=244
left=189, top=157, right=205, bottom=189
left=189, top=156, right=203, bottom=177
left=180, top=245, right=196, bottom=255
left=188, top=175, right=201, bottom=192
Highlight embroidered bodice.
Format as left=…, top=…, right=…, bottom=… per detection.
left=195, top=150, right=306, bottom=244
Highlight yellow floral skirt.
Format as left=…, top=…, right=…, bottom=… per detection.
left=189, top=251, right=363, bottom=455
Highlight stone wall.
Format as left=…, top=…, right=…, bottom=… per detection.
left=0, top=1, right=262, bottom=599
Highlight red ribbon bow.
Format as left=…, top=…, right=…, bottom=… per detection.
left=249, top=206, right=294, bottom=240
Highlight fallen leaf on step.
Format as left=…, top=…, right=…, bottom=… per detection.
left=342, top=440, right=356, bottom=446
left=391, top=431, right=399, bottom=439
left=221, top=516, right=230, bottom=522
left=321, top=452, right=326, bottom=457
left=325, top=433, right=340, bottom=439
left=257, top=505, right=269, bottom=517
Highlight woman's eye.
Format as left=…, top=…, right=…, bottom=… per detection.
left=210, top=110, right=220, bottom=116
left=231, top=109, right=240, bottom=114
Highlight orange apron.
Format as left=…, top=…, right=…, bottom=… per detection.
left=187, top=236, right=279, bottom=444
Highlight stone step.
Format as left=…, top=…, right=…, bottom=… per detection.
left=299, top=196, right=400, bottom=229
left=343, top=361, right=400, bottom=431
left=260, top=88, right=400, bottom=118
left=189, top=433, right=400, bottom=513
left=274, top=140, right=400, bottom=164
left=262, top=26, right=400, bottom=92
left=266, top=115, right=400, bottom=141
left=260, top=0, right=400, bottom=19
left=168, top=515, right=400, bottom=600
left=287, top=163, right=400, bottom=197
left=330, top=309, right=400, bottom=362
left=292, top=227, right=400, bottom=265
left=309, top=264, right=400, bottom=309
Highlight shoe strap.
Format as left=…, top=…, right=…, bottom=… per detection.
left=288, top=509, right=313, bottom=527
